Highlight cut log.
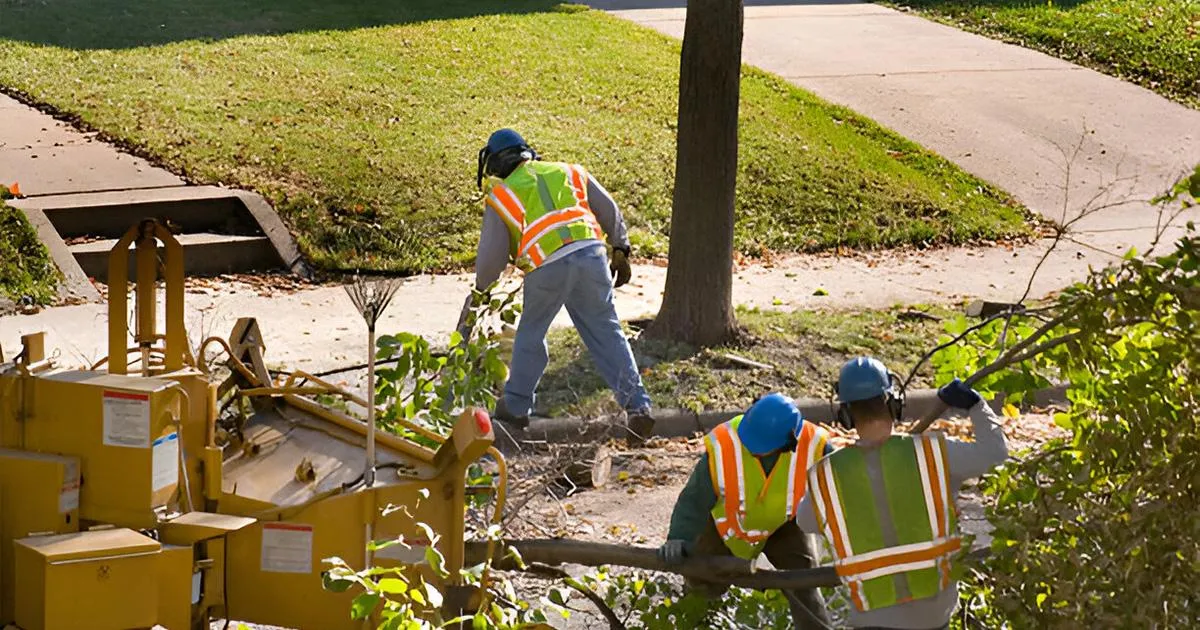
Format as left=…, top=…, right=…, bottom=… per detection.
left=559, top=446, right=612, bottom=490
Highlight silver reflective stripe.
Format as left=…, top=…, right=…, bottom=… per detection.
left=912, top=435, right=942, bottom=537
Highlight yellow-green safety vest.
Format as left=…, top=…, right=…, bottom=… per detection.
left=484, top=161, right=605, bottom=272
left=807, top=433, right=962, bottom=613
left=705, top=415, right=830, bottom=560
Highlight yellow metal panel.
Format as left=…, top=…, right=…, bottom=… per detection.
left=222, top=479, right=456, bottom=630
left=201, top=537, right=228, bottom=623
left=17, top=528, right=159, bottom=561
left=157, top=544, right=194, bottom=630
left=14, top=529, right=160, bottom=630
left=164, top=371, right=211, bottom=512
left=159, top=511, right=255, bottom=546
left=0, top=450, right=80, bottom=624
left=20, top=371, right=182, bottom=528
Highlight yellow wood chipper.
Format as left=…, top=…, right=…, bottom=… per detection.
left=0, top=219, right=506, bottom=630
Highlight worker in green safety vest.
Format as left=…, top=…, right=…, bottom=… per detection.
left=657, top=393, right=835, bottom=629
left=796, top=357, right=1009, bottom=630
left=458, top=129, right=654, bottom=442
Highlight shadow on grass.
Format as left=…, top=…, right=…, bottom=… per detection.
left=0, top=0, right=571, bottom=50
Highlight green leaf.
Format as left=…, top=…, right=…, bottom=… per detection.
left=351, top=592, right=381, bottom=620
left=322, top=571, right=355, bottom=593
left=378, top=577, right=408, bottom=595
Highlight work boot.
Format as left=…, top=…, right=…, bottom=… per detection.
left=492, top=397, right=530, bottom=431
left=625, top=410, right=655, bottom=447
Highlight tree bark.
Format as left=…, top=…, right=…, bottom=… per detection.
left=649, top=0, right=744, bottom=348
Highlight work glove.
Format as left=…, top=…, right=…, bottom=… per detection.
left=937, top=378, right=982, bottom=410
left=610, top=248, right=632, bottom=288
left=657, top=539, right=691, bottom=565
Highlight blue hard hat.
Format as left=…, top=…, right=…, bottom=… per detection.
left=837, top=356, right=893, bottom=403
left=737, top=393, right=802, bottom=455
left=478, top=128, right=534, bottom=189
left=485, top=128, right=529, bottom=155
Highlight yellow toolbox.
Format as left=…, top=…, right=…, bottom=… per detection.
left=14, top=528, right=161, bottom=630
left=0, top=450, right=80, bottom=625
left=12, top=371, right=183, bottom=529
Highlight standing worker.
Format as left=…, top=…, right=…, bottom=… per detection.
left=796, top=357, right=1009, bottom=630
left=657, top=393, right=834, bottom=628
left=459, top=128, right=654, bottom=441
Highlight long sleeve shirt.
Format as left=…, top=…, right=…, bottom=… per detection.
left=666, top=433, right=835, bottom=543
left=473, top=172, right=631, bottom=292
left=794, top=401, right=1010, bottom=630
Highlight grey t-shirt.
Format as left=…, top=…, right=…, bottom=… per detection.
left=795, top=401, right=1010, bottom=629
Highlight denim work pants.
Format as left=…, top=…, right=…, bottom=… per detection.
left=503, top=244, right=652, bottom=417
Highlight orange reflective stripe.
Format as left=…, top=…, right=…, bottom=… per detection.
left=491, top=185, right=525, bottom=225
left=518, top=208, right=593, bottom=254
left=837, top=537, right=962, bottom=577
left=921, top=437, right=947, bottom=539
left=712, top=426, right=745, bottom=539
left=815, top=462, right=849, bottom=558
left=568, top=165, right=591, bottom=211
left=848, top=581, right=866, bottom=612
left=527, top=244, right=545, bottom=267
left=790, top=423, right=816, bottom=511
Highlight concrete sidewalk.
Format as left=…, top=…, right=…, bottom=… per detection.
left=592, top=0, right=1200, bottom=251
left=0, top=93, right=184, bottom=196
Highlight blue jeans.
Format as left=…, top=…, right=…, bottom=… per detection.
left=503, top=244, right=652, bottom=417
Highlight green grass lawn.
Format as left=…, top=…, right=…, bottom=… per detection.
left=0, top=1, right=1029, bottom=274
left=888, top=0, right=1200, bottom=108
left=536, top=305, right=950, bottom=417
left=0, top=199, right=60, bottom=304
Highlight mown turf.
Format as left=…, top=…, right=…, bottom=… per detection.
left=888, top=0, right=1200, bottom=108
left=0, top=200, right=60, bottom=304
left=536, top=305, right=950, bottom=417
left=0, top=1, right=1029, bottom=274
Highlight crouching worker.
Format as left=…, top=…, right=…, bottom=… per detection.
left=796, top=357, right=1009, bottom=630
left=657, top=393, right=834, bottom=629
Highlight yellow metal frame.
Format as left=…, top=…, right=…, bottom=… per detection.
left=0, top=218, right=510, bottom=629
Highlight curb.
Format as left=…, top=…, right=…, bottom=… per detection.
left=515, top=385, right=1069, bottom=444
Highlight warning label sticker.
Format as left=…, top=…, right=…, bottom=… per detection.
left=261, top=523, right=314, bottom=574
left=152, top=432, right=179, bottom=492
left=59, top=460, right=80, bottom=514
left=102, top=390, right=151, bottom=448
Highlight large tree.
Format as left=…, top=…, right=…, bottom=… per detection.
left=649, top=0, right=744, bottom=347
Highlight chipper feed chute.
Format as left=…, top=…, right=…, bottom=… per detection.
left=0, top=219, right=505, bottom=630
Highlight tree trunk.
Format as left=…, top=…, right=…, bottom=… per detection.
left=649, top=0, right=744, bottom=348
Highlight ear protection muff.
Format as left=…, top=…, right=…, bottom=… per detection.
left=886, top=371, right=906, bottom=423
left=832, top=381, right=854, bottom=430
left=832, top=372, right=907, bottom=430
left=477, top=147, right=539, bottom=190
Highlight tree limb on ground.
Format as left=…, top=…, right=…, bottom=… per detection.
left=467, top=539, right=838, bottom=590
left=467, top=539, right=991, bottom=592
